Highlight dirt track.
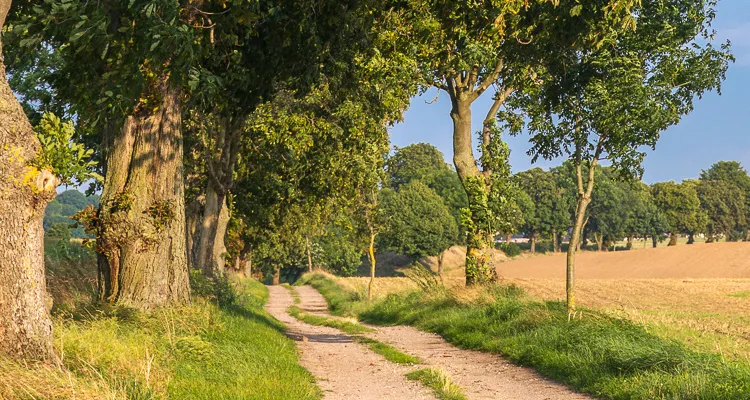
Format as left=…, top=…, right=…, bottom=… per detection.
left=498, top=242, right=750, bottom=279
left=265, top=286, right=434, bottom=400
left=292, top=285, right=590, bottom=400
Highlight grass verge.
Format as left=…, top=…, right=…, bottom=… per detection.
left=2, top=273, right=320, bottom=399
left=302, top=273, right=750, bottom=400
left=354, top=337, right=420, bottom=364
left=406, top=368, right=467, bottom=400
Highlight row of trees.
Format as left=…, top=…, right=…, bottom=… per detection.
left=0, top=0, right=731, bottom=363
left=512, top=161, right=750, bottom=252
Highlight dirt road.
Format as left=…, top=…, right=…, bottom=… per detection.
left=265, top=285, right=434, bottom=400
left=289, top=285, right=590, bottom=400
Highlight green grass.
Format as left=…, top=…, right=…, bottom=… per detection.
left=296, top=273, right=368, bottom=317
left=303, top=273, right=750, bottom=400
left=166, top=279, right=321, bottom=399
left=2, top=262, right=321, bottom=399
left=354, top=337, right=420, bottom=364
left=406, top=368, right=467, bottom=400
left=287, top=304, right=373, bottom=335
left=728, top=291, right=750, bottom=298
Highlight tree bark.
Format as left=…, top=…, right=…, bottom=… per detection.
left=195, top=183, right=229, bottom=276
left=567, top=159, right=597, bottom=315
left=437, top=251, right=445, bottom=282
left=552, top=228, right=559, bottom=253
left=687, top=233, right=695, bottom=244
left=306, top=234, right=313, bottom=273
left=367, top=230, right=376, bottom=301
left=530, top=234, right=537, bottom=254
left=451, top=95, right=496, bottom=286
left=627, top=234, right=634, bottom=250
left=195, top=114, right=240, bottom=277
left=185, top=194, right=204, bottom=270
left=96, top=82, right=190, bottom=309
left=594, top=233, right=603, bottom=252
left=668, top=232, right=678, bottom=246
left=272, top=265, right=280, bottom=285
left=0, top=0, right=58, bottom=361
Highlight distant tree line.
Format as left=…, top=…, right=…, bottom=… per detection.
left=510, top=161, right=750, bottom=251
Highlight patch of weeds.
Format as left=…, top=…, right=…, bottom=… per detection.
left=288, top=305, right=373, bottom=335
left=355, top=337, right=420, bottom=364
left=406, top=368, right=466, bottom=400
left=728, top=291, right=750, bottom=299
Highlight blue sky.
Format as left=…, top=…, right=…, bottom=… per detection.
left=388, top=0, right=750, bottom=184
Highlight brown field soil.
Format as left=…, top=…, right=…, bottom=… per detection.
left=496, top=242, right=750, bottom=280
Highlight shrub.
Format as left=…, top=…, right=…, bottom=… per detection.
left=189, top=270, right=237, bottom=308
left=497, top=242, right=521, bottom=257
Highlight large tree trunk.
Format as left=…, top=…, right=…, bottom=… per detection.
left=530, top=234, right=537, bottom=254
left=195, top=114, right=240, bottom=277
left=195, top=183, right=229, bottom=276
left=668, top=232, right=678, bottom=246
left=0, top=0, right=58, bottom=361
left=96, top=82, right=190, bottom=309
left=451, top=96, right=496, bottom=286
left=687, top=233, right=695, bottom=244
left=627, top=234, right=634, bottom=250
left=272, top=265, right=280, bottom=285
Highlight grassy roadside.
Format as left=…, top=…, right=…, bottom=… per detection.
left=1, top=263, right=320, bottom=399
left=406, top=368, right=467, bottom=400
left=298, top=273, right=750, bottom=399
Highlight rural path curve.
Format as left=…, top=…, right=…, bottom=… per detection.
left=294, top=285, right=592, bottom=400
left=264, top=285, right=436, bottom=400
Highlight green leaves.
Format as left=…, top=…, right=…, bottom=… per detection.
left=32, top=113, right=101, bottom=186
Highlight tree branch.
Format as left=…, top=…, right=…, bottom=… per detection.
left=475, top=58, right=504, bottom=96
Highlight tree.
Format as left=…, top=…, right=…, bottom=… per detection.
left=503, top=0, right=731, bottom=313
left=514, top=168, right=559, bottom=253
left=586, top=170, right=628, bottom=251
left=10, top=0, right=205, bottom=308
left=696, top=179, right=746, bottom=242
left=387, top=144, right=468, bottom=237
left=622, top=181, right=658, bottom=249
left=652, top=181, right=706, bottom=246
left=387, top=143, right=449, bottom=188
left=700, top=161, right=750, bottom=240
left=378, top=181, right=459, bottom=264
left=0, top=0, right=57, bottom=362
left=393, top=0, right=638, bottom=285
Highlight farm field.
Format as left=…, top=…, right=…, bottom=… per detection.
left=343, top=242, right=750, bottom=362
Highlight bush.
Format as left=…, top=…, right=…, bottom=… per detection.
left=189, top=269, right=237, bottom=308
left=497, top=242, right=521, bottom=257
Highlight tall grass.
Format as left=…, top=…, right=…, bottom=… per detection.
left=1, top=249, right=321, bottom=399
left=303, top=273, right=750, bottom=399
